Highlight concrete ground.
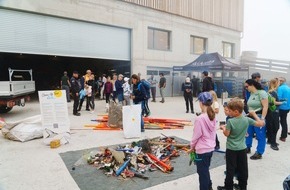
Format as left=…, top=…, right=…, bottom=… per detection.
left=0, top=96, right=289, bottom=190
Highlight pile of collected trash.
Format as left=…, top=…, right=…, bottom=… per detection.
left=76, top=135, right=190, bottom=180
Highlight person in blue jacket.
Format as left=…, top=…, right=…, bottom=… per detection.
left=277, top=77, right=290, bottom=142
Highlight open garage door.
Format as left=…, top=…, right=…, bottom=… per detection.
left=0, top=9, right=131, bottom=61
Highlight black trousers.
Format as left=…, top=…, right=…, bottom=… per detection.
left=266, top=111, right=279, bottom=145
left=279, top=109, right=289, bottom=138
left=72, top=93, right=80, bottom=114
left=225, top=148, right=248, bottom=190
left=184, top=92, right=194, bottom=111
left=150, top=87, right=156, bottom=101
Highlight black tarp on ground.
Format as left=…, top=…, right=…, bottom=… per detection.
left=59, top=136, right=225, bottom=190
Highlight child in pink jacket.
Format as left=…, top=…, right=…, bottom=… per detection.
left=189, top=92, right=216, bottom=190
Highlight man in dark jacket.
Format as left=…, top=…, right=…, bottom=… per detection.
left=202, top=71, right=214, bottom=92
left=70, top=71, right=81, bottom=116
left=182, top=77, right=194, bottom=113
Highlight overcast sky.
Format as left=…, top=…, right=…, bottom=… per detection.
left=241, top=0, right=290, bottom=61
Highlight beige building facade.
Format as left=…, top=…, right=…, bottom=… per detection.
left=0, top=0, right=244, bottom=95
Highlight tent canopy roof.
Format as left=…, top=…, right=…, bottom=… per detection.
left=173, top=52, right=248, bottom=71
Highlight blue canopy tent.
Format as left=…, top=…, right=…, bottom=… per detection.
left=173, top=52, right=249, bottom=98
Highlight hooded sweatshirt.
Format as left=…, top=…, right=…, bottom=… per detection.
left=190, top=113, right=216, bottom=154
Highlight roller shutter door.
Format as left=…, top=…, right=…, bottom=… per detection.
left=0, top=9, right=131, bottom=60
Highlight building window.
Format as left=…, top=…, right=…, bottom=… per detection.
left=222, top=42, right=235, bottom=58
left=190, top=36, right=207, bottom=54
left=148, top=28, right=171, bottom=51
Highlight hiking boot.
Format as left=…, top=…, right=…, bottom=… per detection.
left=246, top=148, right=251, bottom=154
left=270, top=144, right=279, bottom=151
left=250, top=152, right=262, bottom=160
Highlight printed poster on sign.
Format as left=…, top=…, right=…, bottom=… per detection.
left=38, top=90, right=70, bottom=145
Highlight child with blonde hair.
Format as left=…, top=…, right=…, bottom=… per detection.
left=209, top=90, right=220, bottom=150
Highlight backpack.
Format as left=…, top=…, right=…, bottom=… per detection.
left=267, top=93, right=276, bottom=112
left=138, top=80, right=151, bottom=99
left=258, top=90, right=276, bottom=112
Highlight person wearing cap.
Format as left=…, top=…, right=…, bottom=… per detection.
left=70, top=71, right=81, bottom=116
left=181, top=77, right=194, bottom=113
left=158, top=73, right=166, bottom=103
left=189, top=92, right=216, bottom=190
left=115, top=74, right=124, bottom=104
left=202, top=71, right=214, bottom=92
left=122, top=77, right=131, bottom=105
left=60, top=71, right=71, bottom=102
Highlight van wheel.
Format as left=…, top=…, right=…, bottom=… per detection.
left=0, top=106, right=13, bottom=113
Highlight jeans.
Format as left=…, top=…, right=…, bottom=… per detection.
left=150, top=87, right=156, bottom=101
left=62, top=85, right=70, bottom=102
left=279, top=109, right=289, bottom=138
left=196, top=151, right=213, bottom=190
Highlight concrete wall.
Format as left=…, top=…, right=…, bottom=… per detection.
left=0, top=0, right=242, bottom=77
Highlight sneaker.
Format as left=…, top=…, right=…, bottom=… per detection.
left=151, top=100, right=156, bottom=102
left=288, top=132, right=290, bottom=135
left=280, top=137, right=286, bottom=142
left=73, top=112, right=81, bottom=116
left=246, top=148, right=251, bottom=154
left=86, top=109, right=90, bottom=111
left=141, top=129, right=145, bottom=132
left=191, top=110, right=195, bottom=114
left=90, top=110, right=95, bottom=114
left=215, top=145, right=220, bottom=150
left=186, top=110, right=189, bottom=113
left=250, top=152, right=262, bottom=160
left=270, top=144, right=279, bottom=151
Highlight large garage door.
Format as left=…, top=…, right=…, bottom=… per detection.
left=0, top=9, right=131, bottom=61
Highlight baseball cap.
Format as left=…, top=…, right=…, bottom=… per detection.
left=124, top=77, right=129, bottom=82
left=73, top=71, right=79, bottom=74
left=197, top=92, right=213, bottom=105
left=251, top=72, right=261, bottom=79
left=202, top=71, right=208, bottom=76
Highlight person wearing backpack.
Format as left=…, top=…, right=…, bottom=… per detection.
left=266, top=78, right=287, bottom=150
left=140, top=79, right=151, bottom=117
left=244, top=79, right=268, bottom=160
left=277, top=77, right=290, bottom=142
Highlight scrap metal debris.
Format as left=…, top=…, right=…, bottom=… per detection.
left=75, top=136, right=190, bottom=180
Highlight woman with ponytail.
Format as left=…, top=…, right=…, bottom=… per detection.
left=189, top=92, right=216, bottom=190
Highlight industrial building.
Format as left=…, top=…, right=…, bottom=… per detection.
left=0, top=0, right=244, bottom=96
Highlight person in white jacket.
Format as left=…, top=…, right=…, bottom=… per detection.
left=122, top=77, right=131, bottom=105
